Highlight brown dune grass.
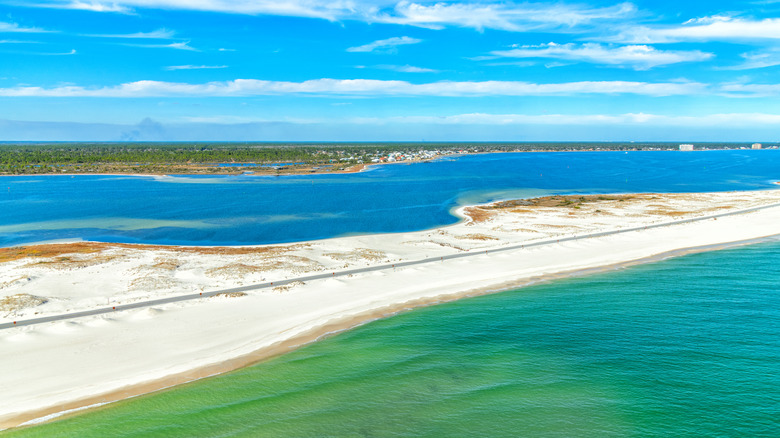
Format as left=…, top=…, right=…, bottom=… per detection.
left=0, top=242, right=300, bottom=264
left=0, top=293, right=47, bottom=312
left=463, top=207, right=495, bottom=223
left=454, top=233, right=499, bottom=241
left=211, top=292, right=248, bottom=298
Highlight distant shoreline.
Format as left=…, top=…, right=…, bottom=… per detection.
left=2, top=147, right=777, bottom=177
left=0, top=163, right=372, bottom=178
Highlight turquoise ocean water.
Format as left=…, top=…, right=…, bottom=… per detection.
left=5, top=240, right=780, bottom=437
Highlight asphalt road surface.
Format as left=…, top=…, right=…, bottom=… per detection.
left=3, top=201, right=779, bottom=330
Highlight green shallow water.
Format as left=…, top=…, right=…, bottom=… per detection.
left=6, top=241, right=780, bottom=437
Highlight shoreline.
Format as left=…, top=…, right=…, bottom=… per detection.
left=5, top=186, right=780, bottom=252
left=5, top=195, right=780, bottom=329
left=2, top=148, right=776, bottom=178
left=6, top=233, right=780, bottom=430
left=0, top=161, right=377, bottom=178
left=2, top=189, right=780, bottom=430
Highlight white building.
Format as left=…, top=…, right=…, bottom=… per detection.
left=679, top=144, right=694, bottom=151
left=752, top=143, right=762, bottom=150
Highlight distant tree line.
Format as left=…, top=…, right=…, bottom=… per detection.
left=0, top=142, right=761, bottom=174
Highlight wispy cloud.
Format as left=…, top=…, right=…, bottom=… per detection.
left=721, top=49, right=780, bottom=70
left=370, top=112, right=780, bottom=126
left=125, top=41, right=197, bottom=51
left=0, top=78, right=708, bottom=97
left=376, top=64, right=438, bottom=73
left=486, top=42, right=713, bottom=70
left=0, top=21, right=52, bottom=33
left=0, top=46, right=76, bottom=55
left=0, top=39, right=41, bottom=44
left=610, top=16, right=780, bottom=43
left=86, top=28, right=175, bottom=38
left=719, top=83, right=780, bottom=97
left=25, top=1, right=637, bottom=32
left=179, top=112, right=780, bottom=127
left=347, top=36, right=422, bottom=53
left=358, top=64, right=438, bottom=72
left=26, top=0, right=361, bottom=20
left=62, top=1, right=133, bottom=13
left=373, top=1, right=636, bottom=31
left=33, top=48, right=77, bottom=56
left=165, top=65, right=228, bottom=70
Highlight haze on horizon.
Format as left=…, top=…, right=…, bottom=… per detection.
left=1, top=0, right=780, bottom=141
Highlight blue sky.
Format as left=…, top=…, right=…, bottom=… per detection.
left=2, top=0, right=780, bottom=141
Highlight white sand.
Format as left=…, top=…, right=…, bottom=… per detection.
left=1, top=190, right=780, bottom=428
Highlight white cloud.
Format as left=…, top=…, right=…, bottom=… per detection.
left=125, top=41, right=197, bottom=51
left=488, top=43, right=713, bottom=70
left=373, top=1, right=636, bottom=31
left=178, top=112, right=780, bottom=127
left=0, top=39, right=40, bottom=44
left=612, top=16, right=780, bottom=43
left=30, top=49, right=77, bottom=56
left=165, top=65, right=228, bottom=70
left=682, top=15, right=732, bottom=26
left=27, top=0, right=364, bottom=19
left=721, top=49, right=780, bottom=70
left=0, top=46, right=75, bottom=55
left=719, top=83, right=780, bottom=96
left=379, top=112, right=780, bottom=126
left=0, top=78, right=707, bottom=97
left=64, top=1, right=133, bottom=13
left=25, top=1, right=636, bottom=31
left=86, top=28, right=175, bottom=38
left=347, top=36, right=421, bottom=52
left=0, top=21, right=51, bottom=33
left=378, top=64, right=438, bottom=73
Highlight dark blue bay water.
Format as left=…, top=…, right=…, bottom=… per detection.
left=7, top=240, right=780, bottom=437
left=1, top=150, right=778, bottom=247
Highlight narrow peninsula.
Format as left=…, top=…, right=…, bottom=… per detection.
left=2, top=189, right=780, bottom=429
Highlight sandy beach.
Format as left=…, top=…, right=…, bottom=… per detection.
left=2, top=189, right=780, bottom=430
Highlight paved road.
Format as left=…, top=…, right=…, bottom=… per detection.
left=3, top=201, right=780, bottom=330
